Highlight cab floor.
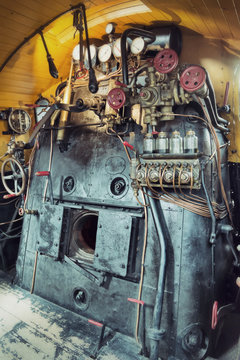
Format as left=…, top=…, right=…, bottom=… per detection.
left=0, top=270, right=239, bottom=360
left=0, top=271, right=143, bottom=360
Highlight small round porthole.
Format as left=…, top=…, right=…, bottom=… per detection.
left=63, top=175, right=76, bottom=194
left=108, top=174, right=129, bottom=199
left=73, top=288, right=89, bottom=310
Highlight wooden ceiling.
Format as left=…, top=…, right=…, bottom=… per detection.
left=0, top=0, right=239, bottom=108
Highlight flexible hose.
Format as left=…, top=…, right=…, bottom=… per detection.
left=120, top=28, right=156, bottom=85
left=146, top=188, right=167, bottom=360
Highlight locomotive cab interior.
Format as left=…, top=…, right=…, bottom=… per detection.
left=0, top=1, right=239, bottom=359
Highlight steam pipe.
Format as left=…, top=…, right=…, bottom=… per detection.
left=146, top=188, right=167, bottom=360
left=121, top=29, right=156, bottom=85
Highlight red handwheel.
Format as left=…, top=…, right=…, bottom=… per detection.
left=154, top=49, right=178, bottom=74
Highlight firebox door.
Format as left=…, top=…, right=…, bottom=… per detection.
left=93, top=209, right=132, bottom=277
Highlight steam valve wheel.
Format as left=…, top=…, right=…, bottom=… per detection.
left=153, top=49, right=178, bottom=74
left=107, top=88, right=126, bottom=110
left=1, top=158, right=26, bottom=196
left=180, top=65, right=206, bottom=93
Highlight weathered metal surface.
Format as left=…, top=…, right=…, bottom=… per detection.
left=94, top=210, right=132, bottom=276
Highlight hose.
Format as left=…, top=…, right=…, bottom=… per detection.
left=120, top=28, right=156, bottom=85
left=146, top=188, right=167, bottom=360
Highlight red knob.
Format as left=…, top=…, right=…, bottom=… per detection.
left=123, top=141, right=134, bottom=150
left=107, top=88, right=126, bottom=110
left=154, top=49, right=178, bottom=74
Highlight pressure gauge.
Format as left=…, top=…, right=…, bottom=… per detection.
left=8, top=109, right=32, bottom=134
left=72, top=44, right=86, bottom=61
left=84, top=44, right=97, bottom=68
left=105, top=23, right=115, bottom=34
left=113, top=38, right=122, bottom=58
left=130, top=37, right=146, bottom=55
left=98, top=44, right=112, bottom=63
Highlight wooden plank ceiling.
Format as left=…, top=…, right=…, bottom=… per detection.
left=0, top=0, right=239, bottom=108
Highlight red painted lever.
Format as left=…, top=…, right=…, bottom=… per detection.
left=115, top=80, right=127, bottom=88
left=35, top=171, right=50, bottom=177
left=128, top=298, right=145, bottom=306
left=123, top=141, right=134, bottom=151
left=3, top=194, right=17, bottom=199
left=24, top=104, right=41, bottom=108
left=211, top=301, right=218, bottom=330
left=88, top=319, right=103, bottom=327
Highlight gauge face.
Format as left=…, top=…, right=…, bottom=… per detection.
left=98, top=44, right=112, bottom=63
left=84, top=44, right=97, bottom=68
left=130, top=37, right=146, bottom=55
left=105, top=23, right=115, bottom=34
left=113, top=38, right=122, bottom=58
left=8, top=109, right=32, bottom=134
left=113, top=38, right=129, bottom=58
left=72, top=44, right=86, bottom=61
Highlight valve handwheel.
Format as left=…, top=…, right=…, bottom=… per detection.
left=180, top=65, right=206, bottom=92
left=154, top=49, right=178, bottom=74
left=107, top=88, right=126, bottom=110
left=1, top=158, right=26, bottom=196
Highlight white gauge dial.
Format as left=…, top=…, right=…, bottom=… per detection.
left=105, top=23, right=115, bottom=34
left=84, top=44, right=97, bottom=68
left=98, top=44, right=112, bottom=63
left=72, top=44, right=86, bottom=61
left=113, top=38, right=121, bottom=58
left=130, top=37, right=146, bottom=55
left=113, top=38, right=129, bottom=58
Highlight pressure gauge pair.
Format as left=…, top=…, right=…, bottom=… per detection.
left=98, top=39, right=122, bottom=62
left=72, top=44, right=97, bottom=68
left=98, top=38, right=129, bottom=62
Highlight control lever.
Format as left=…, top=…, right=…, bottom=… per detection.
left=73, top=4, right=98, bottom=94
left=39, top=30, right=58, bottom=79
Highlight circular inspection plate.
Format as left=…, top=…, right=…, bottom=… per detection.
left=180, top=65, right=206, bottom=92
left=107, top=88, right=126, bottom=110
left=153, top=49, right=178, bottom=74
left=108, top=174, right=129, bottom=199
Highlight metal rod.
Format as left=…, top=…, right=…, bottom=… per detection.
left=30, top=251, right=38, bottom=294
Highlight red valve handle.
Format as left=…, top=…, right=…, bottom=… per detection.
left=3, top=194, right=17, bottom=199
left=115, top=81, right=127, bottom=88
left=123, top=141, right=134, bottom=151
left=35, top=171, right=50, bottom=177
left=107, top=88, right=126, bottom=110
left=88, top=319, right=103, bottom=327
left=128, top=298, right=145, bottom=306
left=24, top=104, right=41, bottom=108
left=180, top=65, right=206, bottom=93
left=211, top=301, right=218, bottom=330
left=154, top=49, right=178, bottom=74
